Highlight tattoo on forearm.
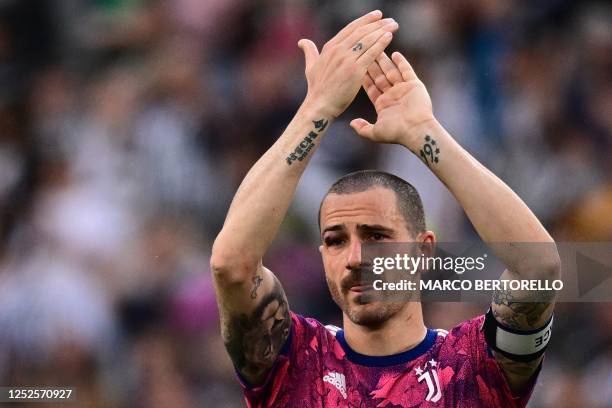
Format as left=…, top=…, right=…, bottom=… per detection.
left=250, top=275, right=263, bottom=299
left=419, top=135, right=440, bottom=166
left=223, top=277, right=291, bottom=384
left=313, top=119, right=328, bottom=130
left=492, top=289, right=555, bottom=329
left=286, top=118, right=329, bottom=165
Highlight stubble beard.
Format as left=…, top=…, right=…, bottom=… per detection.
left=326, top=276, right=405, bottom=328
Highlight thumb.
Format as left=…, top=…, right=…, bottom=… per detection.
left=298, top=39, right=319, bottom=72
left=350, top=118, right=376, bottom=140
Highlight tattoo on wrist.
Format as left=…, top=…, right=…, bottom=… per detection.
left=250, top=275, right=263, bottom=299
left=419, top=135, right=440, bottom=166
left=286, top=118, right=329, bottom=165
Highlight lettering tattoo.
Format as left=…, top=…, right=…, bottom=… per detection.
left=492, top=288, right=555, bottom=329
left=286, top=118, right=329, bottom=165
left=419, top=135, right=440, bottom=166
left=223, top=277, right=291, bottom=385
left=250, top=275, right=263, bottom=299
left=352, top=42, right=363, bottom=52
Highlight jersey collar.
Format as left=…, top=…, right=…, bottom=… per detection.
left=335, top=328, right=438, bottom=367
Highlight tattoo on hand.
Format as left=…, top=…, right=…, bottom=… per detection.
left=286, top=118, right=329, bottom=165
left=419, top=135, right=440, bottom=166
left=352, top=42, right=363, bottom=52
left=250, top=275, right=263, bottom=299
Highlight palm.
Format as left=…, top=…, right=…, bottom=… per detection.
left=353, top=52, right=435, bottom=146
left=371, top=80, right=432, bottom=144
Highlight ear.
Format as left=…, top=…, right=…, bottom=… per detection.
left=417, top=230, right=436, bottom=244
left=417, top=231, right=436, bottom=259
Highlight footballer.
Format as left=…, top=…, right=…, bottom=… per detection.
left=211, top=10, right=560, bottom=407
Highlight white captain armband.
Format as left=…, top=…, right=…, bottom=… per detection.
left=483, top=308, right=553, bottom=362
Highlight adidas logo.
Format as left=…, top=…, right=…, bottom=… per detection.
left=323, top=371, right=347, bottom=399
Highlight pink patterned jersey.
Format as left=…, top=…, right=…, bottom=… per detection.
left=239, top=312, right=540, bottom=407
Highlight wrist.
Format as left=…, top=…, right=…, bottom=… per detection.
left=300, top=96, right=340, bottom=120
left=398, top=117, right=442, bottom=151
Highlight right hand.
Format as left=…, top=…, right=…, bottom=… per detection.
left=299, top=10, right=398, bottom=118
left=350, top=52, right=435, bottom=149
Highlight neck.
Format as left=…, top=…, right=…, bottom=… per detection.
left=342, top=302, right=427, bottom=356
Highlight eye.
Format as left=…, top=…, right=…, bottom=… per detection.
left=371, top=232, right=387, bottom=241
left=324, top=237, right=345, bottom=247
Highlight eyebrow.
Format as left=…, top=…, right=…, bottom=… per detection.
left=357, top=224, right=395, bottom=234
left=322, top=224, right=344, bottom=235
left=321, top=224, right=395, bottom=236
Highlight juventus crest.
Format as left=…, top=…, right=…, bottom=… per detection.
left=415, top=359, right=442, bottom=403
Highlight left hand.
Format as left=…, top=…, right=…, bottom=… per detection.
left=350, top=51, right=435, bottom=149
left=298, top=11, right=399, bottom=119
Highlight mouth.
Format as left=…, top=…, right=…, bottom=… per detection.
left=349, top=284, right=374, bottom=293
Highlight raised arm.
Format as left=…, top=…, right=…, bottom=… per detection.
left=210, top=11, right=398, bottom=386
left=352, top=51, right=560, bottom=392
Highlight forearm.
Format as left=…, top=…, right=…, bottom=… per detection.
left=212, top=101, right=332, bottom=275
left=211, top=9, right=397, bottom=277
left=402, top=120, right=559, bottom=275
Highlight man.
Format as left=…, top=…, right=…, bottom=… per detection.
left=211, top=10, right=560, bottom=407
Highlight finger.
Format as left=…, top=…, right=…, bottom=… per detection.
left=350, top=118, right=375, bottom=140
left=391, top=51, right=418, bottom=82
left=357, top=31, right=393, bottom=66
left=362, top=73, right=382, bottom=104
left=353, top=21, right=398, bottom=59
left=333, top=10, right=383, bottom=45
left=376, top=52, right=403, bottom=85
left=298, top=39, right=319, bottom=73
left=344, top=17, right=397, bottom=50
left=367, top=59, right=392, bottom=92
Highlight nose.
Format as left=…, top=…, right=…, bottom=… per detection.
left=346, top=239, right=362, bottom=270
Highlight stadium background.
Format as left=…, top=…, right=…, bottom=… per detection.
left=0, top=0, right=610, bottom=406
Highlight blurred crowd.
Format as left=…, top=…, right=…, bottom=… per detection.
left=0, top=0, right=610, bottom=407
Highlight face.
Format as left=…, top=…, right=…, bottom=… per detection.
left=319, top=187, right=426, bottom=327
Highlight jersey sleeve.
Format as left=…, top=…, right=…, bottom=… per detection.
left=453, top=314, right=542, bottom=408
left=237, top=311, right=331, bottom=408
